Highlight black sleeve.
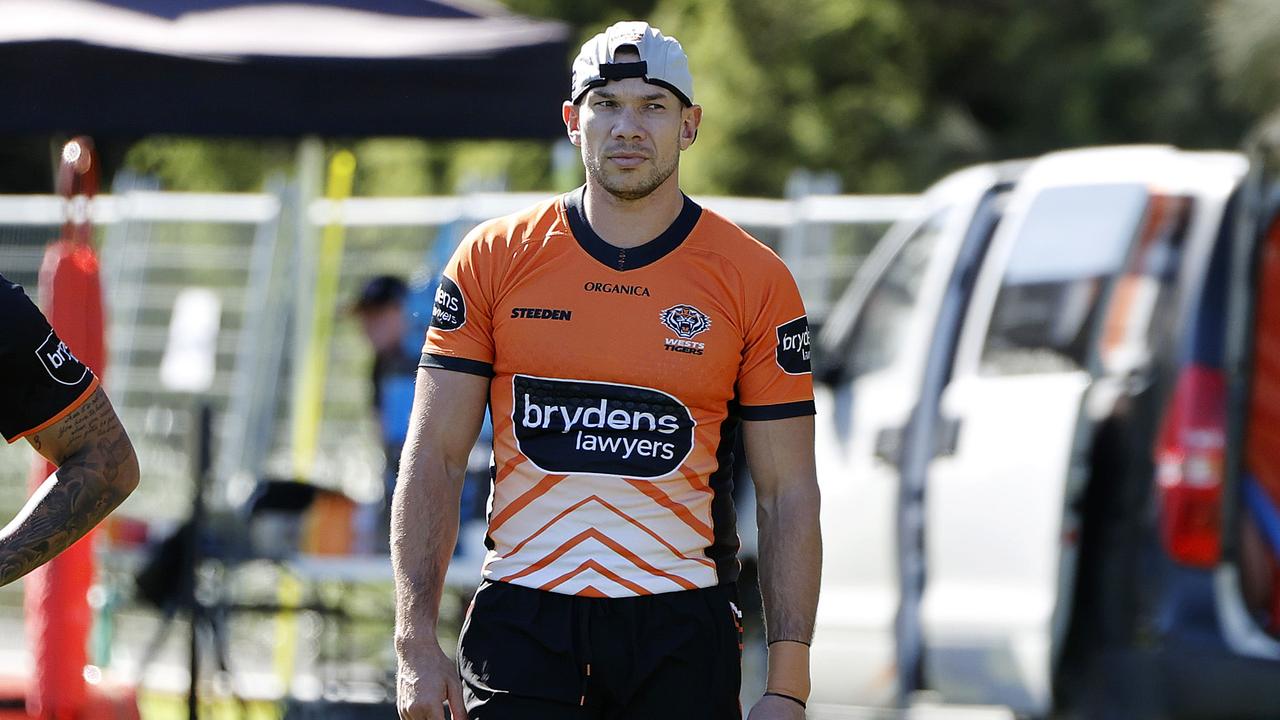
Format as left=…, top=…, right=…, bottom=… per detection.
left=738, top=399, right=817, bottom=421
left=419, top=352, right=494, bottom=378
left=0, top=274, right=98, bottom=443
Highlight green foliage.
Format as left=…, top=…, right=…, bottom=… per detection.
left=123, top=137, right=294, bottom=192
left=1209, top=0, right=1280, bottom=116
left=123, top=137, right=556, bottom=196
left=903, top=0, right=1246, bottom=163
left=446, top=141, right=555, bottom=192
left=349, top=139, right=557, bottom=195
left=111, top=1, right=1252, bottom=198
left=349, top=139, right=443, bottom=196
left=653, top=0, right=928, bottom=195
left=510, top=0, right=1249, bottom=195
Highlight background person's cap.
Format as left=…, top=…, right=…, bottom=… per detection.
left=351, top=274, right=407, bottom=313
left=570, top=21, right=694, bottom=106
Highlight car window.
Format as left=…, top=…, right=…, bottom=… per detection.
left=1103, top=194, right=1193, bottom=370
left=843, top=209, right=949, bottom=379
left=980, top=183, right=1149, bottom=376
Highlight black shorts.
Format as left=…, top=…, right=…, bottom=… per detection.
left=457, top=580, right=744, bottom=720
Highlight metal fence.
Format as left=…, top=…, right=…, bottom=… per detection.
left=0, top=184, right=918, bottom=522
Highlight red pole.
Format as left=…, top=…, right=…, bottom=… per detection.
left=25, top=137, right=106, bottom=720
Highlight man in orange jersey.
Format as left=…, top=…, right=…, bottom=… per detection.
left=393, top=21, right=820, bottom=720
left=0, top=273, right=139, bottom=585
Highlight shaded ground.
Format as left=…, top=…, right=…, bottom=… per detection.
left=0, top=547, right=769, bottom=718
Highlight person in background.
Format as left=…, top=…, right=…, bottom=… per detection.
left=353, top=275, right=420, bottom=551
left=0, top=272, right=139, bottom=585
left=354, top=274, right=491, bottom=553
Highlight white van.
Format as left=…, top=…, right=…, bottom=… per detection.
left=811, top=146, right=1252, bottom=718
left=811, top=159, right=1025, bottom=706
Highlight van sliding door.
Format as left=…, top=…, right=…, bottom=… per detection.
left=923, top=161, right=1155, bottom=715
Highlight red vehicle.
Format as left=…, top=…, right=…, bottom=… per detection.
left=1217, top=122, right=1280, bottom=662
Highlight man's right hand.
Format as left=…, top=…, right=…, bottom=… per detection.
left=392, top=367, right=488, bottom=719
left=397, top=641, right=468, bottom=720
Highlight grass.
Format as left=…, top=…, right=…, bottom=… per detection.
left=138, top=691, right=282, bottom=720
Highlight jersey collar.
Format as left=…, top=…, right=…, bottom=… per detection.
left=564, top=186, right=702, bottom=272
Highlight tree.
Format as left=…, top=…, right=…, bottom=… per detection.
left=652, top=0, right=928, bottom=195
left=513, top=0, right=1248, bottom=195
left=1208, top=0, right=1280, bottom=117
left=7, top=0, right=1252, bottom=197
left=906, top=0, right=1247, bottom=161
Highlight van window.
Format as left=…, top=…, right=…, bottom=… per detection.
left=980, top=184, right=1148, bottom=375
left=843, top=209, right=948, bottom=378
left=1101, top=194, right=1192, bottom=370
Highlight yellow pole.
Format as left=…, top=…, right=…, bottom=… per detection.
left=290, top=150, right=356, bottom=481
left=276, top=150, right=355, bottom=694
left=271, top=572, right=305, bottom=694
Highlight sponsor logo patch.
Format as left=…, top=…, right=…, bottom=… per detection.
left=775, top=316, right=812, bottom=375
left=659, top=304, right=711, bottom=340
left=430, top=276, right=466, bottom=331
left=513, top=374, right=695, bottom=478
left=511, top=307, right=573, bottom=321
left=584, top=281, right=650, bottom=297
left=663, top=337, right=704, bottom=356
left=35, top=331, right=88, bottom=386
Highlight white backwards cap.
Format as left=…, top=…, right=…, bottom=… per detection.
left=570, top=21, right=694, bottom=106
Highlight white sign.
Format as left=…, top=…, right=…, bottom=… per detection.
left=160, top=288, right=221, bottom=393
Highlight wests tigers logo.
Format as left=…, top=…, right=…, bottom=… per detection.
left=659, top=304, right=711, bottom=340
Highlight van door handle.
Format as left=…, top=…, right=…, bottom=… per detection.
left=934, top=417, right=962, bottom=457
left=874, top=427, right=902, bottom=465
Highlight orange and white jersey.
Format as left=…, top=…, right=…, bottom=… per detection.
left=422, top=188, right=814, bottom=597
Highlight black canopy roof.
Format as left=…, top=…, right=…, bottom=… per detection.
left=0, top=0, right=571, bottom=137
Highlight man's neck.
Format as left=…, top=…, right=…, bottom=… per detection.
left=582, top=177, right=685, bottom=249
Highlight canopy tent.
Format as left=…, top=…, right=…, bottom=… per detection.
left=0, top=0, right=571, bottom=137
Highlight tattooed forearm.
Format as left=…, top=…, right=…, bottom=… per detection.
left=0, top=468, right=124, bottom=585
left=3, top=388, right=139, bottom=586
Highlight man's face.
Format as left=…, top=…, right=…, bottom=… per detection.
left=563, top=52, right=701, bottom=201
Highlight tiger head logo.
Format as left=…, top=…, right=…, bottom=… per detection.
left=660, top=304, right=712, bottom=340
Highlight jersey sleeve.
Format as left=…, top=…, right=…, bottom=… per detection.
left=736, top=257, right=815, bottom=421
left=420, top=226, right=498, bottom=378
left=0, top=276, right=99, bottom=443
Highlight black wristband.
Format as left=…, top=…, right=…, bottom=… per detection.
left=764, top=691, right=807, bottom=709
left=767, top=639, right=812, bottom=647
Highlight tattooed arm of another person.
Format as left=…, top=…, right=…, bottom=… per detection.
left=1, top=387, right=139, bottom=585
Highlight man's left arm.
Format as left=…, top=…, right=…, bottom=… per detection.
left=1, top=387, right=139, bottom=585
left=743, top=413, right=820, bottom=719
